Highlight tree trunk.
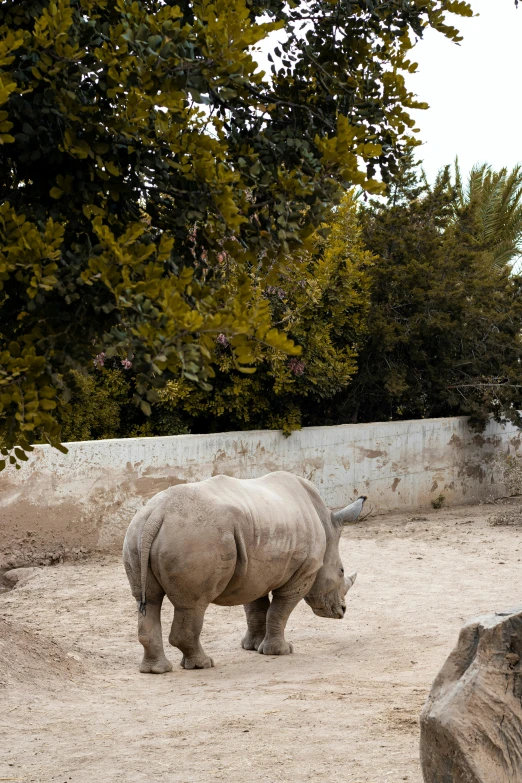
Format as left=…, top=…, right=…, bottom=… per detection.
left=420, top=608, right=522, bottom=783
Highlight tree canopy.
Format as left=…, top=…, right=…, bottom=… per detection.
left=332, top=157, right=522, bottom=429
left=0, top=0, right=474, bottom=466
left=50, top=158, right=522, bottom=440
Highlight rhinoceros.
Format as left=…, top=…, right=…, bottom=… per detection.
left=123, top=471, right=366, bottom=673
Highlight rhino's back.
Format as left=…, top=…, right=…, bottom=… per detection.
left=150, top=472, right=329, bottom=605
left=154, top=471, right=327, bottom=541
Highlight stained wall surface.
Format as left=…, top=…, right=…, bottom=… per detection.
left=1, top=417, right=520, bottom=567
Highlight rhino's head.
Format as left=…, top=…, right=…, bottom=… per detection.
left=304, top=496, right=366, bottom=620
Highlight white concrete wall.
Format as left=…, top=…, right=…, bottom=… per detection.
left=1, top=417, right=521, bottom=567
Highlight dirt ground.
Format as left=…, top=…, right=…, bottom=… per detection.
left=2, top=500, right=522, bottom=783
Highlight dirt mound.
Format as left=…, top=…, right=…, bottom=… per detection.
left=0, top=618, right=84, bottom=690
left=488, top=508, right=522, bottom=527
left=1, top=539, right=93, bottom=570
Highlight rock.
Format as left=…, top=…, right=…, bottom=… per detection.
left=3, top=567, right=42, bottom=586
left=420, top=607, right=522, bottom=783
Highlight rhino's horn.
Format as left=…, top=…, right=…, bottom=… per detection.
left=346, top=571, right=357, bottom=590
left=332, top=496, right=367, bottom=526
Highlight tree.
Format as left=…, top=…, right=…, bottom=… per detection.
left=454, top=162, right=522, bottom=270
left=327, top=157, right=522, bottom=430
left=0, top=0, right=473, bottom=466
left=55, top=194, right=372, bottom=438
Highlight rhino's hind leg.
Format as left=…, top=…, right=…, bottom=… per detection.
left=257, top=591, right=302, bottom=656
left=242, top=595, right=270, bottom=651
left=138, top=592, right=173, bottom=674
left=169, top=604, right=214, bottom=670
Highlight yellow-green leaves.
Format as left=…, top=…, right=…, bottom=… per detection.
left=32, top=0, right=74, bottom=51
left=315, top=116, right=385, bottom=194
left=62, top=129, right=91, bottom=159
left=445, top=1, right=474, bottom=15
left=0, top=29, right=24, bottom=133
left=0, top=203, right=62, bottom=297
left=0, top=109, right=14, bottom=144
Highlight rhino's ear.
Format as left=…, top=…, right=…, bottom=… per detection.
left=332, top=496, right=367, bottom=527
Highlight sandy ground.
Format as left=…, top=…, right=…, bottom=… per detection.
left=2, top=501, right=522, bottom=783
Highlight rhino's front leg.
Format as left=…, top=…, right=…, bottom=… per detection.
left=242, top=595, right=270, bottom=651
left=169, top=604, right=214, bottom=669
left=257, top=590, right=303, bottom=656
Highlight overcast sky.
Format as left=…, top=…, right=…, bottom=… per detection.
left=406, top=0, right=520, bottom=182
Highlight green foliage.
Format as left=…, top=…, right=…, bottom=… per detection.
left=58, top=369, right=128, bottom=442
left=431, top=494, right=446, bottom=510
left=154, top=195, right=373, bottom=434
left=0, top=0, right=473, bottom=465
left=454, top=162, right=522, bottom=269
left=53, top=157, right=522, bottom=442
left=57, top=365, right=191, bottom=441
left=55, top=195, right=372, bottom=437
left=331, top=156, right=522, bottom=430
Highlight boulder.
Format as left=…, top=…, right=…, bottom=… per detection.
left=420, top=608, right=522, bottom=783
left=3, top=567, right=42, bottom=587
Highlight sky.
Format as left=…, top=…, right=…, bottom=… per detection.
left=408, top=0, right=521, bottom=183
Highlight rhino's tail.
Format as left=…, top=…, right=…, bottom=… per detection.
left=139, top=507, right=165, bottom=616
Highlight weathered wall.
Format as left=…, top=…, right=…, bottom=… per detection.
left=1, top=417, right=520, bottom=567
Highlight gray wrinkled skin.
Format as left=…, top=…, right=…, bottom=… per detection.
left=123, top=471, right=365, bottom=673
